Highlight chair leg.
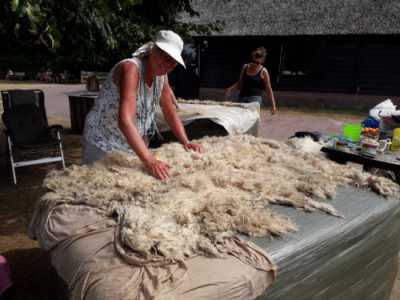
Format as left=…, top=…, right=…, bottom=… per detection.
left=57, top=133, right=66, bottom=169
left=6, top=137, right=17, bottom=185
left=60, top=148, right=66, bottom=169
left=11, top=162, right=17, bottom=185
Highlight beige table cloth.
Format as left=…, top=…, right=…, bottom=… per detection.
left=29, top=201, right=275, bottom=300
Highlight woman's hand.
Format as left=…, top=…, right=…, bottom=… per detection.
left=144, top=157, right=172, bottom=180
left=183, top=142, right=205, bottom=153
left=225, top=88, right=231, bottom=100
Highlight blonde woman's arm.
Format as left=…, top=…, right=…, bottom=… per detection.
left=160, top=76, right=205, bottom=153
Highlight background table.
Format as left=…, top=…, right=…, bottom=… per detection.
left=68, top=93, right=97, bottom=133
left=321, top=146, right=400, bottom=183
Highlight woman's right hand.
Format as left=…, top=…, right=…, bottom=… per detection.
left=144, top=157, right=172, bottom=180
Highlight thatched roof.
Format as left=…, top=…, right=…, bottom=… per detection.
left=182, top=0, right=400, bottom=36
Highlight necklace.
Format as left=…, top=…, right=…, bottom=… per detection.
left=139, top=58, right=160, bottom=137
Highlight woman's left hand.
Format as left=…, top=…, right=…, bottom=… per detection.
left=183, top=142, right=205, bottom=153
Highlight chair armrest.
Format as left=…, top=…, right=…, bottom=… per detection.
left=49, top=125, right=64, bottom=137
left=50, top=124, right=64, bottom=131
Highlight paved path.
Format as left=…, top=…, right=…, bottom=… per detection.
left=36, top=84, right=87, bottom=118
left=2, top=83, right=353, bottom=141
left=259, top=114, right=345, bottom=140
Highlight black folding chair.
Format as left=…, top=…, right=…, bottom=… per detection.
left=1, top=89, right=65, bottom=184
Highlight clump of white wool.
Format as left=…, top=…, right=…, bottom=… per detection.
left=39, top=135, right=400, bottom=259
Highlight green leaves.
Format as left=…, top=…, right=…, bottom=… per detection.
left=1, top=0, right=223, bottom=72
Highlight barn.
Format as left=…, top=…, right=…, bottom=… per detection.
left=171, top=0, right=400, bottom=109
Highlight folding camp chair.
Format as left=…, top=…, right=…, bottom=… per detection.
left=1, top=89, right=65, bottom=184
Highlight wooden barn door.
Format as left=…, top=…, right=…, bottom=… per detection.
left=172, top=44, right=200, bottom=99
left=356, top=40, right=400, bottom=95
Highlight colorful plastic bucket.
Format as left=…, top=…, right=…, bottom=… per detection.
left=343, top=123, right=363, bottom=142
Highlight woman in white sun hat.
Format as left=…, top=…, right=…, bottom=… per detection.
left=83, top=30, right=204, bottom=180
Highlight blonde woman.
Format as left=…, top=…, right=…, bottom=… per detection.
left=82, top=30, right=204, bottom=180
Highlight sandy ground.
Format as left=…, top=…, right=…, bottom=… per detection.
left=0, top=81, right=399, bottom=299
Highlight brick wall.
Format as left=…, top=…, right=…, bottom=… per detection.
left=199, top=88, right=400, bottom=111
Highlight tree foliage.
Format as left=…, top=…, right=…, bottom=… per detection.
left=0, top=0, right=223, bottom=76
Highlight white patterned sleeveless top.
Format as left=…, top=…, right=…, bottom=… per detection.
left=83, top=57, right=164, bottom=153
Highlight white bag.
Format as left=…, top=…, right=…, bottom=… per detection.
left=370, top=99, right=396, bottom=121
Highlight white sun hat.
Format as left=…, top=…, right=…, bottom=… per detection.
left=154, top=30, right=186, bottom=68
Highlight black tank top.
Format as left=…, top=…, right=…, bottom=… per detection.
left=239, top=65, right=264, bottom=97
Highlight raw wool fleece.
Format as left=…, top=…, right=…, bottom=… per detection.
left=177, top=99, right=252, bottom=108
left=40, top=135, right=400, bottom=260
left=285, top=135, right=329, bottom=154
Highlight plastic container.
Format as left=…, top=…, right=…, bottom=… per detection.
left=334, top=140, right=348, bottom=151
left=343, top=123, right=363, bottom=142
left=360, top=128, right=380, bottom=143
left=379, top=129, right=393, bottom=141
left=361, top=141, right=379, bottom=155
left=391, top=125, right=400, bottom=151
left=377, top=139, right=392, bottom=153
